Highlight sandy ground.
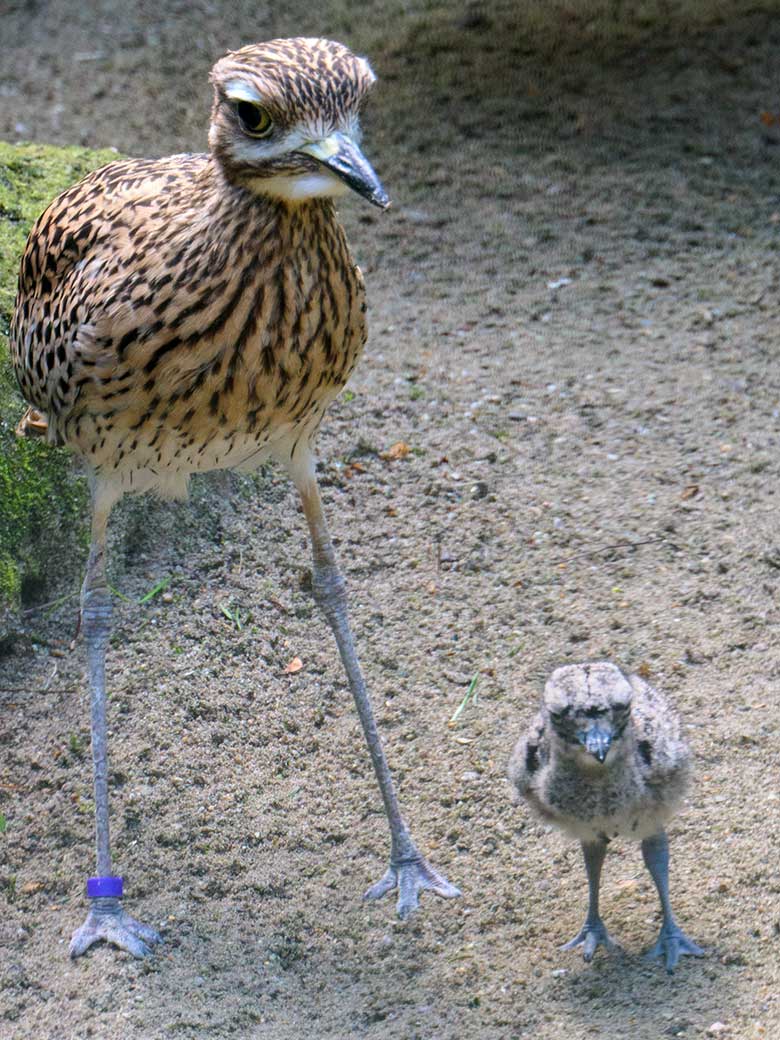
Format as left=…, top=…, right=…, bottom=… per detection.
left=1, top=1, right=780, bottom=1038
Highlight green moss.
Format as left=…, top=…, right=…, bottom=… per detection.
left=0, top=141, right=119, bottom=319
left=0, top=142, right=119, bottom=629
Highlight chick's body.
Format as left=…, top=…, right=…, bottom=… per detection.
left=512, top=673, right=691, bottom=844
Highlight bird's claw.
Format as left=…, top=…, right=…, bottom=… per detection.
left=69, top=897, right=162, bottom=959
left=364, top=854, right=461, bottom=919
left=561, top=919, right=621, bottom=962
left=645, top=922, right=704, bottom=973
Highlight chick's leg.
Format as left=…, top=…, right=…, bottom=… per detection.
left=641, top=831, right=704, bottom=973
left=561, top=838, right=620, bottom=962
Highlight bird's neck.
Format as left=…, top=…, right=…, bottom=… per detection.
left=206, top=154, right=339, bottom=225
left=554, top=742, right=629, bottom=776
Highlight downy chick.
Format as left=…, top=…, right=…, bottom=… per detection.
left=508, top=662, right=703, bottom=972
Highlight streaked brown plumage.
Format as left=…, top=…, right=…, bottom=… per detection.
left=11, top=37, right=458, bottom=960
left=12, top=42, right=372, bottom=497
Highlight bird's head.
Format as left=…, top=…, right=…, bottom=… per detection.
left=208, top=37, right=389, bottom=209
left=543, top=662, right=634, bottom=767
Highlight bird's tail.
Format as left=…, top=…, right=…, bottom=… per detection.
left=15, top=407, right=50, bottom=440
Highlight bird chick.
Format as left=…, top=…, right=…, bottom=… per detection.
left=508, top=662, right=703, bottom=972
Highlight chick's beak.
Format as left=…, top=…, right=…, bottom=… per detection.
left=582, top=722, right=613, bottom=764
left=298, top=132, right=390, bottom=209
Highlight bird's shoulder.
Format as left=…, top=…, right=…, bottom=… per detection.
left=627, top=674, right=691, bottom=784
left=15, top=154, right=211, bottom=300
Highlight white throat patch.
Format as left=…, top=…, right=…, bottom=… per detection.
left=248, top=170, right=349, bottom=202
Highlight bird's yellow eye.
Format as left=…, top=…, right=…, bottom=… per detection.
left=235, top=101, right=273, bottom=138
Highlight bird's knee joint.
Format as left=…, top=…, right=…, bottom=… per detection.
left=312, top=569, right=346, bottom=612
left=81, top=586, right=113, bottom=641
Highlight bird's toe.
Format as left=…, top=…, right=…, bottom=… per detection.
left=583, top=929, right=600, bottom=962
left=364, top=867, right=397, bottom=903
left=645, top=924, right=704, bottom=973
left=364, top=855, right=460, bottom=919
left=561, top=919, right=620, bottom=962
left=69, top=899, right=162, bottom=959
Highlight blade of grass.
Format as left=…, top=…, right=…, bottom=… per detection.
left=22, top=590, right=79, bottom=616
left=448, top=673, right=479, bottom=727
left=219, top=602, right=243, bottom=631
left=107, top=584, right=133, bottom=604
left=138, top=576, right=172, bottom=605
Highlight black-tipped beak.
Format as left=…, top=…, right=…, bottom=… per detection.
left=582, top=723, right=613, bottom=764
left=298, top=132, right=390, bottom=210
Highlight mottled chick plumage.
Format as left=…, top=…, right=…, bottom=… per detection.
left=509, top=662, right=703, bottom=973
left=509, top=661, right=691, bottom=844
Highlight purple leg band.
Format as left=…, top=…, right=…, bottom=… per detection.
left=86, top=876, right=124, bottom=899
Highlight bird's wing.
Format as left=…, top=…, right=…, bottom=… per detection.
left=10, top=154, right=212, bottom=439
left=11, top=167, right=104, bottom=420
left=628, top=674, right=692, bottom=796
left=507, top=712, right=549, bottom=805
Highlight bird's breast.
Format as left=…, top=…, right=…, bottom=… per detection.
left=17, top=168, right=368, bottom=492
left=541, top=764, right=677, bottom=843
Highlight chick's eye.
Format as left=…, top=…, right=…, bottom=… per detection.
left=236, top=101, right=273, bottom=137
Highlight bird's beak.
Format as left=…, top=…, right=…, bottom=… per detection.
left=298, top=132, right=390, bottom=210
left=580, top=722, right=613, bottom=764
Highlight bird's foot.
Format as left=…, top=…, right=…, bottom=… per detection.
left=364, top=854, right=461, bottom=920
left=645, top=921, right=704, bottom=973
left=561, top=918, right=621, bottom=963
left=69, top=897, right=162, bottom=959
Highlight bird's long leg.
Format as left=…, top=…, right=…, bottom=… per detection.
left=290, top=462, right=460, bottom=918
left=561, top=838, right=620, bottom=962
left=69, top=484, right=161, bottom=959
left=641, top=831, right=704, bottom=973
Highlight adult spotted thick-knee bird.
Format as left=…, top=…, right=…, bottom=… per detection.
left=508, top=662, right=703, bottom=973
left=10, top=37, right=459, bottom=959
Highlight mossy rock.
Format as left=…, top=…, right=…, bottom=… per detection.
left=0, top=141, right=119, bottom=642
